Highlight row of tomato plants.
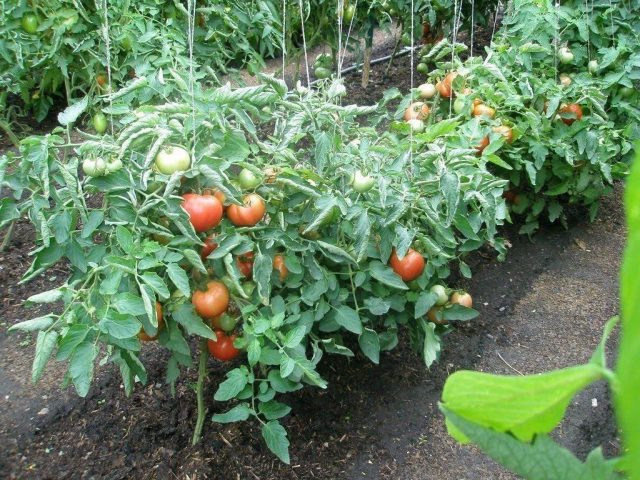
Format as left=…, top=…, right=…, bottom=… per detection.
left=2, top=0, right=494, bottom=135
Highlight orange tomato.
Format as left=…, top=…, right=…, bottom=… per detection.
left=226, top=194, right=266, bottom=227
left=192, top=281, right=230, bottom=319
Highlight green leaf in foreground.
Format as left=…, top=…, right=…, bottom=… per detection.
left=440, top=406, right=620, bottom=480
left=261, top=420, right=290, bottom=464
left=441, top=364, right=603, bottom=443
left=617, top=144, right=640, bottom=480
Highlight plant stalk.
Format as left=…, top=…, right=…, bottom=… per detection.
left=191, top=337, right=208, bottom=445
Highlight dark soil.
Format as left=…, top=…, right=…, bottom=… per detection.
left=0, top=32, right=623, bottom=480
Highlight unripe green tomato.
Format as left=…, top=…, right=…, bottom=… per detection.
left=82, top=157, right=107, bottom=177
left=558, top=47, right=574, bottom=64
left=350, top=170, right=375, bottom=192
left=242, top=281, right=255, bottom=297
left=314, top=67, right=332, bottom=79
left=430, top=284, right=448, bottom=306
left=21, top=14, right=39, bottom=34
left=416, top=63, right=428, bottom=74
left=92, top=113, right=108, bottom=134
left=120, top=35, right=133, bottom=52
left=401, top=32, right=412, bottom=46
left=619, top=86, right=634, bottom=98
left=238, top=168, right=262, bottom=190
left=343, top=4, right=356, bottom=22
left=453, top=97, right=467, bottom=114
left=154, top=145, right=191, bottom=174
left=105, top=158, right=123, bottom=173
left=218, top=314, right=238, bottom=332
left=588, top=60, right=598, bottom=74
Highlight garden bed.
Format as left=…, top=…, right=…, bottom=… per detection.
left=0, top=50, right=622, bottom=479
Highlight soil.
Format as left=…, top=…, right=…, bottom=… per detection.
left=0, top=29, right=624, bottom=480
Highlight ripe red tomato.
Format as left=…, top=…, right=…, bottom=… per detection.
left=273, top=254, right=289, bottom=281
left=475, top=136, right=490, bottom=155
left=436, top=72, right=458, bottom=98
left=389, top=248, right=425, bottom=282
left=450, top=291, right=473, bottom=308
left=200, top=235, right=218, bottom=260
left=403, top=102, right=430, bottom=121
left=559, top=103, right=583, bottom=125
left=208, top=330, right=241, bottom=361
left=182, top=193, right=223, bottom=232
left=192, top=281, right=230, bottom=319
left=472, top=103, right=496, bottom=118
left=226, top=194, right=266, bottom=227
left=502, top=190, right=518, bottom=203
left=139, top=302, right=164, bottom=341
left=236, top=252, right=254, bottom=278
left=492, top=126, right=513, bottom=143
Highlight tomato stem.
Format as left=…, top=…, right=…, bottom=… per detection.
left=191, top=337, right=209, bottom=446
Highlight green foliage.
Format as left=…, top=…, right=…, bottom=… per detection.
left=617, top=144, right=640, bottom=480
left=441, top=408, right=621, bottom=480
left=441, top=364, right=604, bottom=443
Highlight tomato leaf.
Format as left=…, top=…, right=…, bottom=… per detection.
left=8, top=315, right=55, bottom=333
left=369, top=261, right=408, bottom=290
left=182, top=249, right=207, bottom=274
left=441, top=364, right=603, bottom=443
left=440, top=407, right=620, bottom=480
left=335, top=306, right=363, bottom=335
left=283, top=325, right=306, bottom=348
left=261, top=420, right=290, bottom=464
left=113, top=292, right=147, bottom=316
left=172, top=304, right=215, bottom=340
left=259, top=400, right=291, bottom=421
left=57, top=96, right=88, bottom=126
left=415, top=291, right=438, bottom=318
left=440, top=172, right=460, bottom=227
left=214, top=367, right=250, bottom=401
left=116, top=225, right=134, bottom=254
left=69, top=341, right=98, bottom=397
left=56, top=324, right=90, bottom=361
left=32, top=330, right=58, bottom=384
left=358, top=328, right=380, bottom=364
left=166, top=263, right=191, bottom=297
left=442, top=304, right=479, bottom=321
left=99, top=311, right=141, bottom=339
left=140, top=272, right=170, bottom=300
left=421, top=320, right=441, bottom=367
left=212, top=403, right=252, bottom=423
